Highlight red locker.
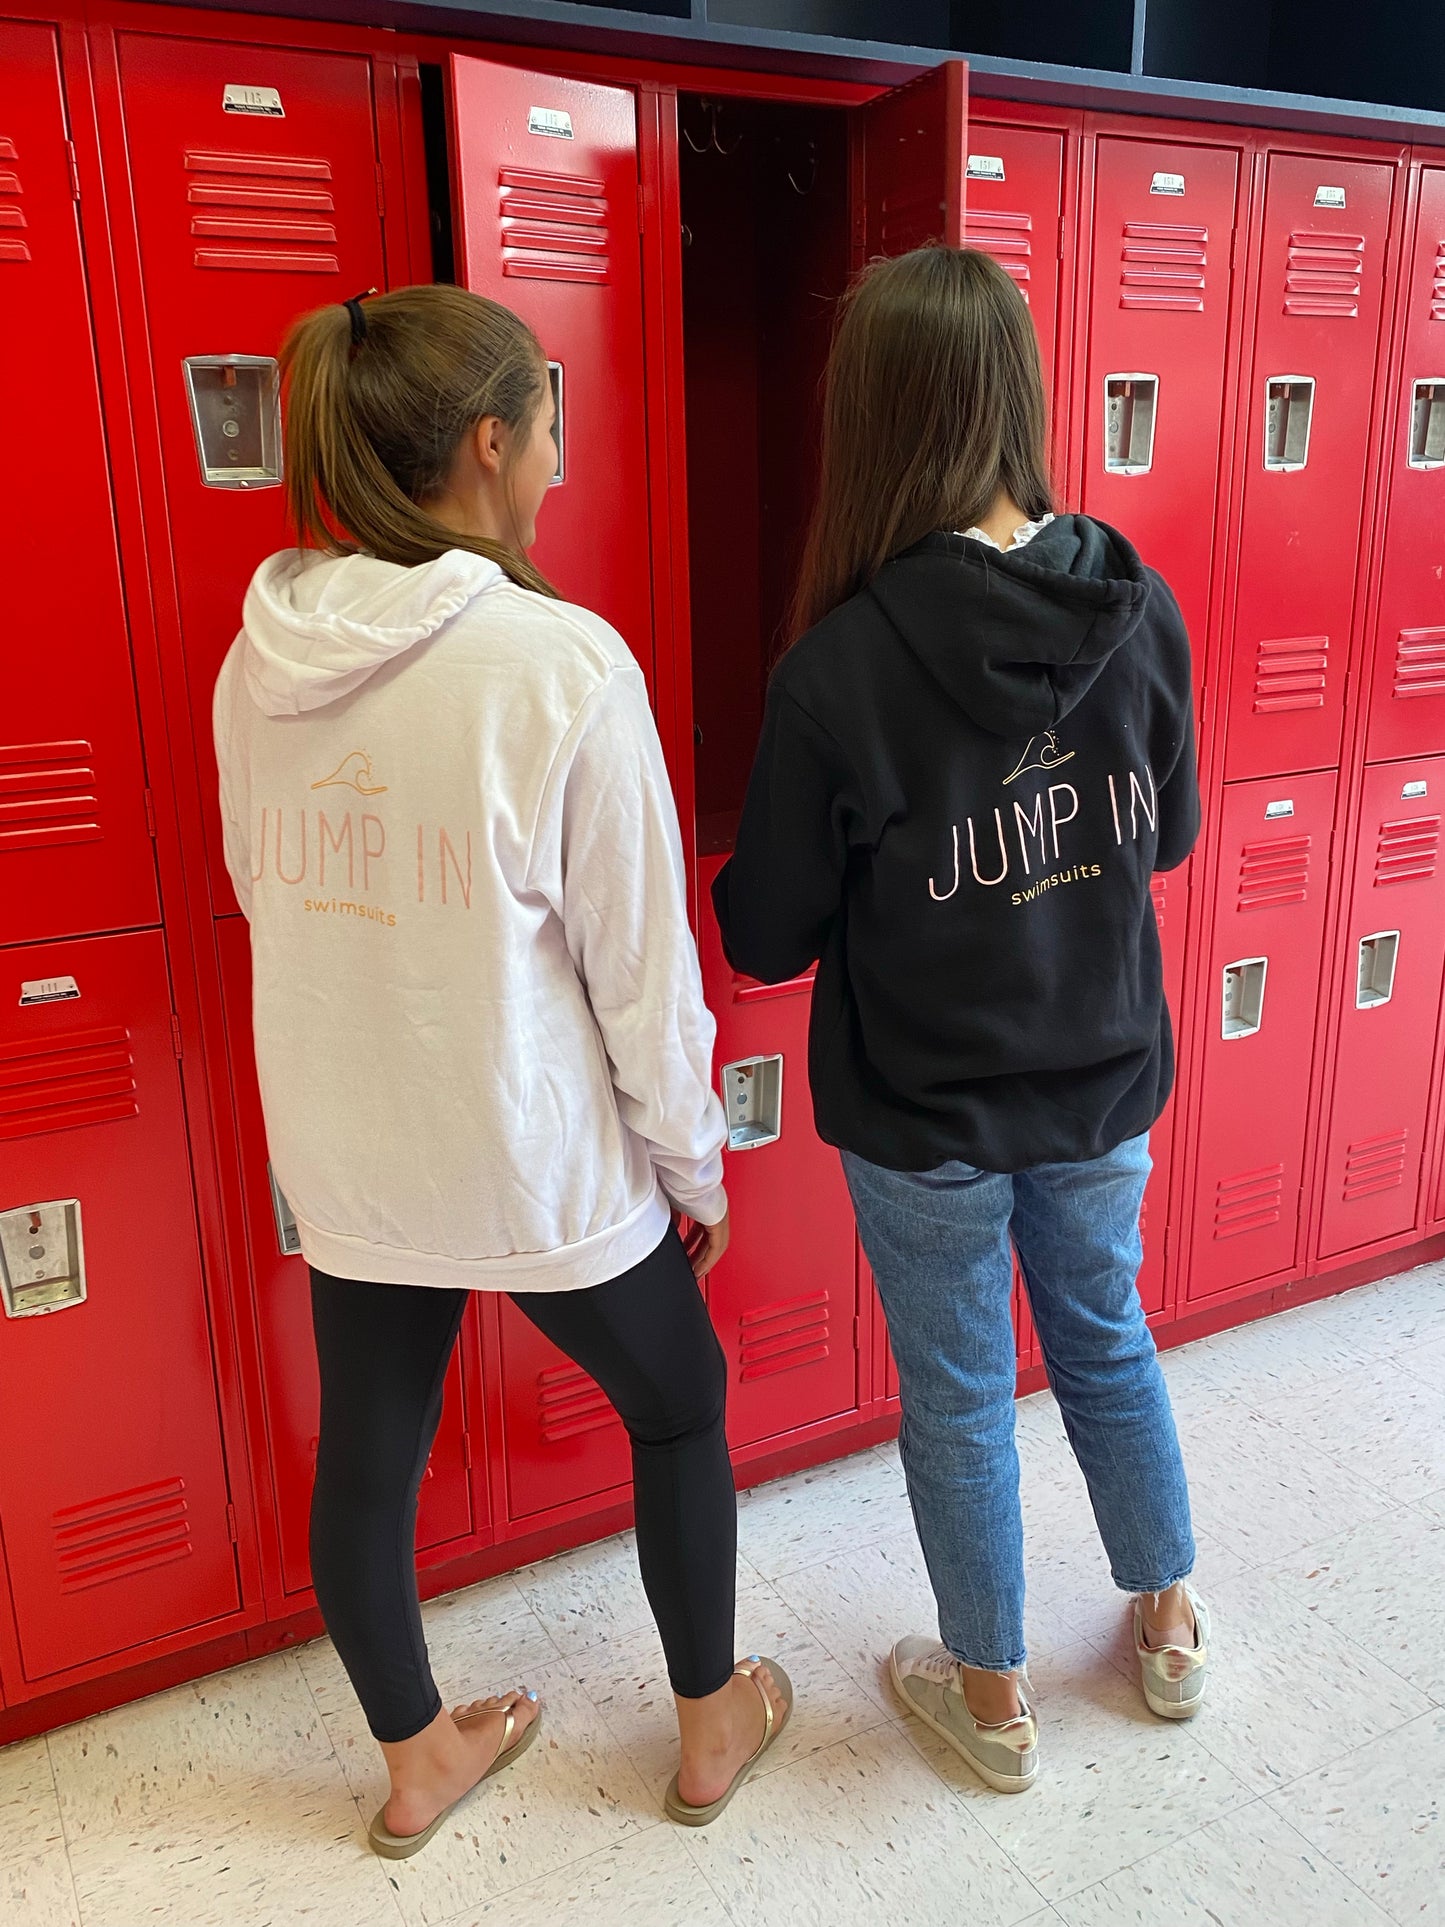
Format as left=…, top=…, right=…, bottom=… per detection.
left=1137, top=869, right=1185, bottom=1317
left=497, top=1300, right=630, bottom=1522
left=1223, top=150, right=1395, bottom=781
left=857, top=60, right=966, bottom=257
left=0, top=931, right=238, bottom=1684
left=1364, top=164, right=1445, bottom=764
left=215, top=918, right=474, bottom=1593
left=962, top=118, right=1068, bottom=405
left=699, top=861, right=860, bottom=1450
left=449, top=55, right=654, bottom=689
left=0, top=21, right=158, bottom=948
left=114, top=33, right=392, bottom=915
left=1187, top=771, right=1337, bottom=1303
left=1318, top=756, right=1445, bottom=1257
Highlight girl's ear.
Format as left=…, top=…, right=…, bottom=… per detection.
left=470, top=415, right=509, bottom=477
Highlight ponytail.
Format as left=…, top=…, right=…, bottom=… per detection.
left=280, top=284, right=559, bottom=597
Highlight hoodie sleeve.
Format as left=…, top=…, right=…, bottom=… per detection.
left=712, top=682, right=852, bottom=985
left=212, top=649, right=254, bottom=920
left=536, top=666, right=728, bottom=1227
left=1148, top=578, right=1202, bottom=875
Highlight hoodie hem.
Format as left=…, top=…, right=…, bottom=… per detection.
left=295, top=1186, right=674, bottom=1293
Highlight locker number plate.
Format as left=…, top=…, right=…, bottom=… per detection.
left=528, top=107, right=574, bottom=140
left=1314, top=184, right=1347, bottom=208
left=967, top=155, right=1006, bottom=182
left=1150, top=172, right=1186, bottom=196
left=223, top=84, right=284, bottom=118
left=20, top=975, right=80, bottom=1006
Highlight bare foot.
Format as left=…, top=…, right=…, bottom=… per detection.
left=379, top=1689, right=540, bottom=1839
left=674, top=1661, right=789, bottom=1808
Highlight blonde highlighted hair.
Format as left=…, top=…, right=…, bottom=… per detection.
left=280, top=283, right=557, bottom=597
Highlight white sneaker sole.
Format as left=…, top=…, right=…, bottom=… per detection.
left=887, top=1649, right=1038, bottom=1793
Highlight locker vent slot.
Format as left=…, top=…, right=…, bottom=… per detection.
left=1342, top=1129, right=1409, bottom=1202
left=877, top=186, right=945, bottom=257
left=0, top=134, right=28, bottom=263
left=1392, top=626, right=1445, bottom=701
left=1431, top=240, right=1445, bottom=323
left=0, top=1026, right=138, bottom=1140
left=0, top=740, right=101, bottom=850
left=1149, top=875, right=1168, bottom=934
left=185, top=150, right=339, bottom=274
left=1373, top=813, right=1440, bottom=885
left=1119, top=221, right=1208, bottom=311
left=738, top=1291, right=831, bottom=1381
left=1252, top=634, right=1328, bottom=712
left=964, top=209, right=1031, bottom=298
left=1236, top=833, right=1312, bottom=910
left=52, top=1477, right=192, bottom=1593
left=1284, top=228, right=1366, bottom=317
left=1213, top=1164, right=1285, bottom=1239
left=498, top=167, right=609, bottom=284
left=536, top=1362, right=621, bottom=1443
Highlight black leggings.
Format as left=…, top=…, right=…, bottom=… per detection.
left=309, top=1229, right=737, bottom=1743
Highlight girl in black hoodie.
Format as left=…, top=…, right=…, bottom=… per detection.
left=714, top=245, right=1208, bottom=1793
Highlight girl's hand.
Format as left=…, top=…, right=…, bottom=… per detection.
left=676, top=1210, right=731, bottom=1280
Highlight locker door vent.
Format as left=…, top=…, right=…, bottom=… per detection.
left=1341, top=1129, right=1409, bottom=1202
left=1373, top=813, right=1441, bottom=886
left=185, top=149, right=339, bottom=275
left=1252, top=634, right=1329, bottom=713
left=1236, top=834, right=1313, bottom=910
left=536, top=1362, right=622, bottom=1444
left=0, top=740, right=100, bottom=850
left=964, top=209, right=1031, bottom=299
left=877, top=187, right=944, bottom=257
left=0, top=1025, right=138, bottom=1140
left=498, top=167, right=609, bottom=284
left=1119, top=222, right=1208, bottom=312
left=1392, top=626, right=1445, bottom=701
left=1284, top=228, right=1366, bottom=317
left=1213, top=1163, right=1286, bottom=1239
left=738, top=1290, right=831, bottom=1381
left=1431, top=239, right=1445, bottom=323
left=52, top=1476, right=193, bottom=1593
left=1149, top=875, right=1168, bottom=934
left=0, top=134, right=29, bottom=264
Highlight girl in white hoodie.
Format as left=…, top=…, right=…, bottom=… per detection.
left=214, top=284, right=791, bottom=1856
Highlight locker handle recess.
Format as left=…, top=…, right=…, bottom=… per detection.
left=721, top=1054, right=783, bottom=1151
left=1355, top=930, right=1400, bottom=1009
left=1221, top=956, right=1268, bottom=1040
left=1103, top=374, right=1158, bottom=475
left=0, top=1199, right=86, bottom=1318
left=267, top=1164, right=302, bottom=1257
left=547, top=362, right=565, bottom=485
left=183, top=355, right=282, bottom=489
left=1263, top=376, right=1315, bottom=471
left=1409, top=379, right=1445, bottom=469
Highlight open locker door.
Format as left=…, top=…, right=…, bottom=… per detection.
left=856, top=60, right=967, bottom=260
left=448, top=56, right=654, bottom=693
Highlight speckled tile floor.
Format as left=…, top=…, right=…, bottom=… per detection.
left=6, top=1259, right=1443, bottom=1927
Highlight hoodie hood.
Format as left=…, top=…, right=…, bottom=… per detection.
left=239, top=547, right=506, bottom=716
left=866, top=514, right=1152, bottom=739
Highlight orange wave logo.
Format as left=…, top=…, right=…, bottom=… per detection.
left=311, top=750, right=388, bottom=797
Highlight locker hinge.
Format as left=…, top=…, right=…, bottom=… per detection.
left=66, top=139, right=81, bottom=200
left=637, top=183, right=646, bottom=233
left=461, top=1430, right=473, bottom=1470
left=376, top=164, right=386, bottom=217
left=1058, top=215, right=1066, bottom=261
left=143, top=787, right=157, bottom=838
left=170, top=1014, right=184, bottom=1060
left=225, top=1503, right=239, bottom=1544
left=853, top=1313, right=862, bottom=1349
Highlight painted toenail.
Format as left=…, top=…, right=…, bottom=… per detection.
left=526, top=1690, right=539, bottom=1701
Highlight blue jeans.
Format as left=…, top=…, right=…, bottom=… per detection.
left=844, top=1134, right=1194, bottom=1673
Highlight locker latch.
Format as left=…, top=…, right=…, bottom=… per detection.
left=0, top=1200, right=86, bottom=1318
left=267, top=1164, right=302, bottom=1257
left=1355, top=931, right=1400, bottom=1009
left=1221, top=957, right=1268, bottom=1040
left=1263, top=376, right=1315, bottom=471
left=1103, top=374, right=1158, bottom=475
left=721, top=1054, right=783, bottom=1151
left=1409, top=379, right=1445, bottom=469
left=182, top=355, right=282, bottom=489
left=547, top=361, right=565, bottom=485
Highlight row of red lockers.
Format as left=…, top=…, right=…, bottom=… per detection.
left=1, top=3, right=1444, bottom=1725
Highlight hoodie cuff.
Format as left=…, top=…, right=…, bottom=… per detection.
left=665, top=1182, right=729, bottom=1229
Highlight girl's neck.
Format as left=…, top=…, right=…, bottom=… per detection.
left=973, top=494, right=1031, bottom=550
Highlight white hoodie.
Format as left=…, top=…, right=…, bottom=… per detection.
left=214, top=548, right=727, bottom=1292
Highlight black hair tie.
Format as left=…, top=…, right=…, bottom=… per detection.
left=343, top=287, right=378, bottom=347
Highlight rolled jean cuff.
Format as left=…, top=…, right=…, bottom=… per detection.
left=945, top=1644, right=1028, bottom=1674
left=1110, top=1558, right=1195, bottom=1597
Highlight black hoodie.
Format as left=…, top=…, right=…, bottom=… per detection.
left=711, top=515, right=1200, bottom=1174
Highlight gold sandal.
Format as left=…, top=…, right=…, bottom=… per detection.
left=368, top=1696, right=542, bottom=1860
left=664, top=1657, right=794, bottom=1828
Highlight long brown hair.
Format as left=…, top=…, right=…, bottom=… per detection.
left=281, top=283, right=557, bottom=596
left=791, top=245, right=1053, bottom=639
